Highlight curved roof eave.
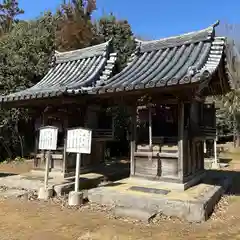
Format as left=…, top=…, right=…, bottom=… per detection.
left=0, top=39, right=117, bottom=104
left=95, top=21, right=237, bottom=96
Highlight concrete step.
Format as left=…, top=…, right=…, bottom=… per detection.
left=114, top=207, right=155, bottom=222
left=53, top=175, right=104, bottom=196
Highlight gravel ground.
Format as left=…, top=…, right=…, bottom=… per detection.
left=0, top=160, right=240, bottom=239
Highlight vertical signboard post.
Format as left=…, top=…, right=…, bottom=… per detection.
left=212, top=134, right=220, bottom=169
left=38, top=126, right=58, bottom=200
left=66, top=127, right=92, bottom=206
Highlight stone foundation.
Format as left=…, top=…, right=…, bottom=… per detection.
left=88, top=175, right=231, bottom=222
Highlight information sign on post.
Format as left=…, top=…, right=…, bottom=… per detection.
left=38, top=126, right=58, bottom=190
left=39, top=126, right=58, bottom=151
left=66, top=127, right=92, bottom=154
left=66, top=127, right=92, bottom=192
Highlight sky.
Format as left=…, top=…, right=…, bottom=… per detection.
left=18, top=0, right=240, bottom=40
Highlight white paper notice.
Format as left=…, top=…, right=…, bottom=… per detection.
left=66, top=128, right=92, bottom=154
left=38, top=126, right=58, bottom=151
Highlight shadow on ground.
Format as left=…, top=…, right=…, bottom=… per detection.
left=219, top=157, right=232, bottom=164
left=0, top=173, right=17, bottom=178
left=204, top=169, right=240, bottom=196
left=90, top=159, right=130, bottom=182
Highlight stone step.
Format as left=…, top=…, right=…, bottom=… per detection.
left=114, top=207, right=155, bottom=222
left=54, top=182, right=74, bottom=196
left=53, top=175, right=104, bottom=196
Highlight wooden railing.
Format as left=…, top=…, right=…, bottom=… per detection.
left=92, top=129, right=113, bottom=140
left=200, top=127, right=216, bottom=138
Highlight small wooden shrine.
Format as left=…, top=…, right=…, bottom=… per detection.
left=0, top=40, right=118, bottom=177
left=91, top=21, right=240, bottom=189
left=1, top=21, right=240, bottom=188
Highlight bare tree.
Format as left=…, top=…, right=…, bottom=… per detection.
left=216, top=21, right=240, bottom=146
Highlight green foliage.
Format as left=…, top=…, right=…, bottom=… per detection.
left=1, top=156, right=25, bottom=163
left=216, top=108, right=233, bottom=136
left=0, top=14, right=56, bottom=93
left=221, top=90, right=240, bottom=115
left=109, top=106, right=130, bottom=141
left=0, top=1, right=136, bottom=158
left=96, top=13, right=136, bottom=71
left=0, top=0, right=24, bottom=36
left=0, top=0, right=24, bottom=17
left=93, top=14, right=136, bottom=144
left=0, top=12, right=56, bottom=159
left=13, top=156, right=25, bottom=162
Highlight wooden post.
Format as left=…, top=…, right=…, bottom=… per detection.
left=148, top=105, right=152, bottom=148
left=34, top=131, right=38, bottom=168
left=178, top=102, right=184, bottom=181
left=130, top=105, right=137, bottom=176
left=41, top=113, right=46, bottom=169
left=63, top=137, right=67, bottom=174
left=204, top=141, right=206, bottom=155
left=75, top=153, right=81, bottom=192
left=62, top=118, right=68, bottom=174
left=190, top=101, right=198, bottom=175
left=214, top=137, right=218, bottom=165
left=44, top=151, right=51, bottom=189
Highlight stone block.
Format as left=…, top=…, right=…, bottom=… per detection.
left=88, top=175, right=232, bottom=223
left=68, top=191, right=83, bottom=206
left=54, top=182, right=74, bottom=196
left=114, top=207, right=155, bottom=222
left=38, top=187, right=54, bottom=200
left=211, top=162, right=221, bottom=169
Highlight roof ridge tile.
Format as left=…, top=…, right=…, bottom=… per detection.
left=55, top=39, right=111, bottom=63
left=135, top=23, right=219, bottom=53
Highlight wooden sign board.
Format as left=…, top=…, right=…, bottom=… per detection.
left=66, top=127, right=92, bottom=154
left=38, top=126, right=58, bottom=151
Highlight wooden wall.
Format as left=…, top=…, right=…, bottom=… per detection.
left=131, top=101, right=207, bottom=183
left=33, top=104, right=114, bottom=176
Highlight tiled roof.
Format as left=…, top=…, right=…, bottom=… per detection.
left=1, top=21, right=240, bottom=104
left=0, top=40, right=117, bottom=103
left=95, top=22, right=239, bottom=94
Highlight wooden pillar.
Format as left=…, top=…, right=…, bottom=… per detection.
left=187, top=138, right=191, bottom=176
left=34, top=116, right=42, bottom=169
left=130, top=105, right=137, bottom=176
left=34, top=131, right=38, bottom=168
left=148, top=105, right=152, bottom=148
left=62, top=117, right=68, bottom=174
left=191, top=140, right=196, bottom=174
left=40, top=113, right=47, bottom=168
left=214, top=128, right=218, bottom=165
left=213, top=137, right=218, bottom=165
left=178, top=102, right=184, bottom=181
left=200, top=141, right=205, bottom=170
left=189, top=100, right=199, bottom=175
left=204, top=141, right=206, bottom=155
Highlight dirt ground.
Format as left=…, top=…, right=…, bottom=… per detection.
left=0, top=160, right=240, bottom=239
left=0, top=160, right=33, bottom=175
